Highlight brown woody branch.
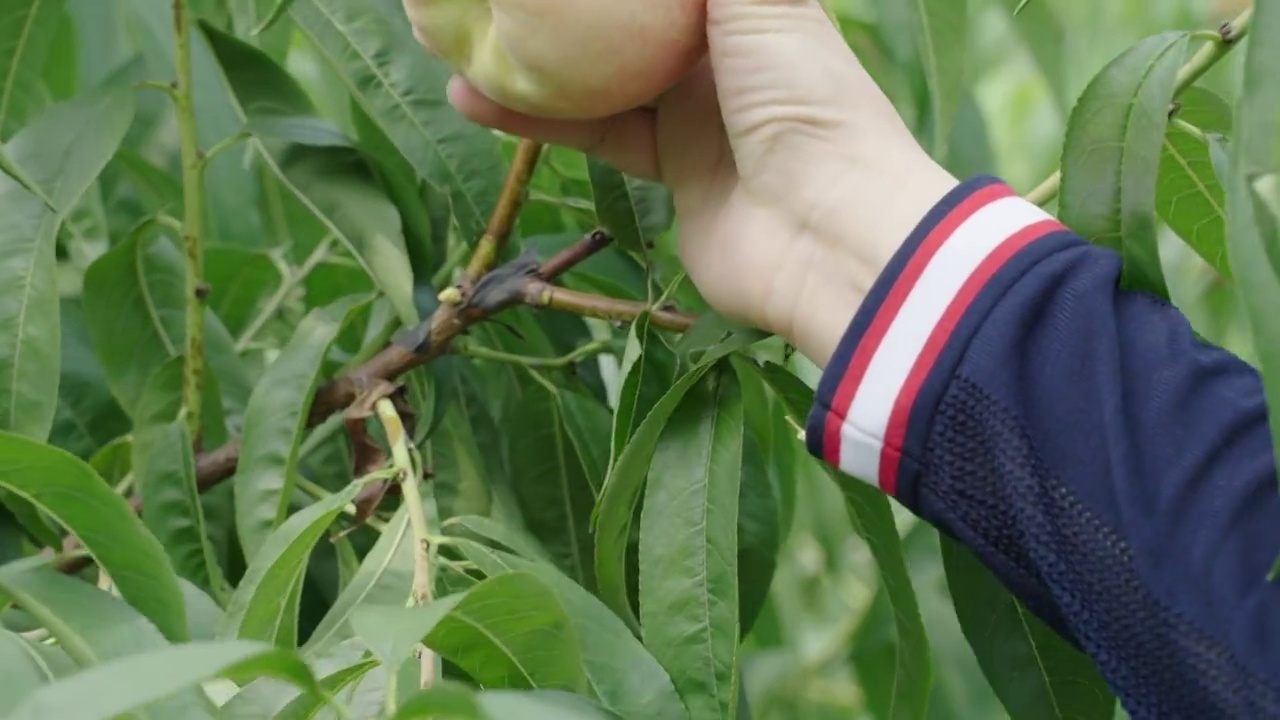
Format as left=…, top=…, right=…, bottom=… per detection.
left=462, top=139, right=544, bottom=283
left=55, top=226, right=695, bottom=574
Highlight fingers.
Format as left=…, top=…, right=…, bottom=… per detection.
left=446, top=77, right=662, bottom=181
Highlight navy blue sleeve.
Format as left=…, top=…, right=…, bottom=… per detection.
left=804, top=175, right=1280, bottom=719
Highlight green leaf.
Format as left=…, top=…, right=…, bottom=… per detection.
left=941, top=537, right=1116, bottom=718
left=0, top=0, right=65, bottom=138
left=754, top=362, right=933, bottom=720
left=48, top=300, right=131, bottom=459
left=594, top=363, right=716, bottom=631
left=133, top=417, right=228, bottom=603
left=288, top=0, right=507, bottom=241
left=736, top=427, right=781, bottom=637
left=82, top=226, right=251, bottom=421
left=909, top=0, right=968, bottom=158
left=610, top=313, right=677, bottom=471
left=353, top=572, right=588, bottom=693
left=233, top=296, right=369, bottom=560
left=0, top=432, right=187, bottom=641
left=303, top=505, right=414, bottom=657
left=0, top=628, right=76, bottom=714
left=1157, top=87, right=1233, bottom=277
left=5, top=640, right=322, bottom=720
left=0, top=564, right=214, bottom=717
left=200, top=21, right=418, bottom=327
left=587, top=159, right=674, bottom=256
left=1059, top=32, right=1191, bottom=299
left=0, top=88, right=135, bottom=441
left=276, top=658, right=379, bottom=720
left=219, top=481, right=363, bottom=646
left=433, top=549, right=688, bottom=720
left=504, top=374, right=609, bottom=590
left=639, top=363, right=744, bottom=719
left=393, top=683, right=623, bottom=720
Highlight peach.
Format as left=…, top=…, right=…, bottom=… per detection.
left=402, top=0, right=708, bottom=120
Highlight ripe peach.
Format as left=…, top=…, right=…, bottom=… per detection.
left=402, top=0, right=707, bottom=120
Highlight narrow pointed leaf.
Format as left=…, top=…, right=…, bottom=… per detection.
left=639, top=363, right=744, bottom=719
left=1156, top=87, right=1233, bottom=276
left=200, top=22, right=418, bottom=327
left=0, top=0, right=65, bottom=138
left=5, top=641, right=322, bottom=720
left=219, top=481, right=363, bottom=646
left=82, top=228, right=251, bottom=420
left=504, top=376, right=609, bottom=589
left=0, top=88, right=135, bottom=440
left=233, top=296, right=369, bottom=560
left=1059, top=32, right=1191, bottom=299
left=0, top=565, right=213, bottom=717
left=911, top=0, right=968, bottom=158
left=288, top=0, right=506, bottom=241
left=0, top=431, right=186, bottom=641
left=352, top=572, right=587, bottom=693
left=303, top=506, right=414, bottom=657
left=594, top=363, right=715, bottom=631
left=1226, top=0, right=1280, bottom=495
left=754, top=362, right=933, bottom=720
left=133, top=418, right=228, bottom=602
left=587, top=159, right=674, bottom=256
left=0, top=629, right=76, bottom=714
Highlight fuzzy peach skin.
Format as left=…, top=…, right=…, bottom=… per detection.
left=402, top=0, right=708, bottom=120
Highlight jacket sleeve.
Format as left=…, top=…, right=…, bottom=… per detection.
left=804, top=175, right=1280, bottom=719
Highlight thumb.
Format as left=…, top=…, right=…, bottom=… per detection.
left=706, top=0, right=911, bottom=176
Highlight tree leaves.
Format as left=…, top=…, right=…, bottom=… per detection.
left=0, top=0, right=65, bottom=139
left=909, top=0, right=968, bottom=158
left=5, top=640, right=322, bottom=720
left=1059, top=31, right=1191, bottom=299
left=0, top=432, right=187, bottom=642
left=220, top=481, right=363, bottom=646
left=233, top=296, right=368, bottom=560
left=504, top=374, right=609, bottom=590
left=0, top=87, right=134, bottom=441
left=1157, top=87, right=1233, bottom=276
left=639, top=363, right=745, bottom=719
left=200, top=21, right=418, bottom=328
left=287, top=0, right=506, bottom=242
left=1226, top=0, right=1280, bottom=492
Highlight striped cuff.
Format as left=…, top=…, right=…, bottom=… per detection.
left=805, top=175, right=1081, bottom=502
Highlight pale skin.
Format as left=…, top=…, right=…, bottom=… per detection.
left=440, top=0, right=962, bottom=369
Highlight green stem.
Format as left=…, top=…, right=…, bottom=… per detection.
left=457, top=339, right=615, bottom=368
left=1027, top=7, right=1254, bottom=208
left=374, top=398, right=436, bottom=689
left=200, top=131, right=251, bottom=168
left=235, top=235, right=337, bottom=351
left=295, top=475, right=388, bottom=533
left=174, top=0, right=206, bottom=441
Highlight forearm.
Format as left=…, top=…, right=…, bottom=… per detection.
left=797, top=175, right=1280, bottom=717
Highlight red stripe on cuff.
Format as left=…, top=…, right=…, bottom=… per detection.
left=821, top=182, right=1016, bottom=467
left=877, top=218, right=1066, bottom=495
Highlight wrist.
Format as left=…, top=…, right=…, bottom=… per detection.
left=778, top=154, right=960, bottom=368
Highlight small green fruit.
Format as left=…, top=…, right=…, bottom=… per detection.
left=402, top=0, right=707, bottom=120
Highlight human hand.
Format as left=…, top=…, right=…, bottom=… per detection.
left=438, top=0, right=959, bottom=367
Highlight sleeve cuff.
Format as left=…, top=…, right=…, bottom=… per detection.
left=804, top=175, right=1083, bottom=503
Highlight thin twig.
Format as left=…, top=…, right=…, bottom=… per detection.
left=173, top=0, right=206, bottom=441
left=536, top=229, right=615, bottom=281
left=458, top=339, right=615, bottom=368
left=1026, top=7, right=1254, bottom=207
left=374, top=398, right=435, bottom=688
left=462, top=139, right=544, bottom=283
left=521, top=281, right=697, bottom=331
left=235, top=236, right=337, bottom=351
